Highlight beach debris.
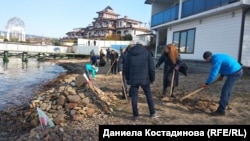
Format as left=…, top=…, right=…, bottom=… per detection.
left=37, top=107, right=55, bottom=130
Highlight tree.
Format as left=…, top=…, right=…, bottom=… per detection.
left=105, top=34, right=121, bottom=40
left=3, top=38, right=8, bottom=42
left=51, top=39, right=61, bottom=46
left=123, top=34, right=132, bottom=40
left=26, top=39, right=30, bottom=43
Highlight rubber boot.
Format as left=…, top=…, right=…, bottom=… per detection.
left=161, top=87, right=170, bottom=102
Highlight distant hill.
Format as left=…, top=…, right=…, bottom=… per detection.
left=0, top=30, right=47, bottom=39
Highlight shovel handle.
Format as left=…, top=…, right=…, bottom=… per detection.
left=106, top=60, right=116, bottom=75
left=121, top=75, right=128, bottom=103
left=169, top=70, right=175, bottom=97
left=180, top=79, right=219, bottom=102
left=180, top=87, right=205, bottom=101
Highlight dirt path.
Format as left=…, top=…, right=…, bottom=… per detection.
left=84, top=60, right=250, bottom=125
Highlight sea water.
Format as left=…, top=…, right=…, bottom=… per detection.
left=0, top=57, right=66, bottom=110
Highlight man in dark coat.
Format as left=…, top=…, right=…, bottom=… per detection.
left=110, top=50, right=119, bottom=74
left=90, top=55, right=98, bottom=66
left=123, top=42, right=158, bottom=120
left=106, top=48, right=111, bottom=62
left=99, top=56, right=106, bottom=67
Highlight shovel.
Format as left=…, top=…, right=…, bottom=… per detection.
left=180, top=78, right=220, bottom=102
left=120, top=75, right=129, bottom=104
left=169, top=70, right=175, bottom=97
left=180, top=87, right=205, bottom=102
left=106, top=60, right=116, bottom=75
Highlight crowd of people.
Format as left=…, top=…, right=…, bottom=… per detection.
left=84, top=42, right=244, bottom=120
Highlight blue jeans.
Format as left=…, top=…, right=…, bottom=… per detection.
left=130, top=84, right=155, bottom=117
left=217, top=69, right=243, bottom=112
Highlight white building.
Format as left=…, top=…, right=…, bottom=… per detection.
left=145, top=0, right=250, bottom=67
left=65, top=6, right=151, bottom=46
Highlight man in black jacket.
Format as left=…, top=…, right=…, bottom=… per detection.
left=123, top=42, right=158, bottom=120
left=110, top=50, right=119, bottom=74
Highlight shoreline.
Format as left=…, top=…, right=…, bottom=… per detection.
left=0, top=58, right=73, bottom=111
left=34, top=59, right=89, bottom=92
left=0, top=59, right=92, bottom=140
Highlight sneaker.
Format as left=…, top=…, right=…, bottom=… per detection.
left=210, top=110, right=225, bottom=116
left=226, top=106, right=232, bottom=110
left=150, top=113, right=159, bottom=118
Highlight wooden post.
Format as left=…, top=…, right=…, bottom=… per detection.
left=3, top=51, right=9, bottom=62
left=22, top=52, right=28, bottom=62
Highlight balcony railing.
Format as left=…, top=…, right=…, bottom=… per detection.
left=151, top=0, right=240, bottom=27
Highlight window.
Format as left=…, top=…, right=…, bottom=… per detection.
left=173, top=28, right=195, bottom=53
left=124, top=30, right=128, bottom=34
left=157, top=29, right=167, bottom=55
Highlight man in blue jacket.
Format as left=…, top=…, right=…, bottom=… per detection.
left=202, top=51, right=243, bottom=116
left=123, top=41, right=158, bottom=120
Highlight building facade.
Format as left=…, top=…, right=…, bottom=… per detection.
left=65, top=6, right=151, bottom=44
left=145, top=0, right=250, bottom=67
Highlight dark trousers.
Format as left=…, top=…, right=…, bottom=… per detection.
left=106, top=55, right=110, bottom=62
left=163, top=70, right=178, bottom=96
left=130, top=84, right=155, bottom=117
left=111, top=60, right=117, bottom=74
left=84, top=69, right=90, bottom=80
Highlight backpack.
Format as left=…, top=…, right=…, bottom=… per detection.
left=179, top=62, right=188, bottom=76
left=99, top=58, right=106, bottom=67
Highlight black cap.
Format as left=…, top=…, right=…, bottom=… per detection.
left=203, top=51, right=212, bottom=59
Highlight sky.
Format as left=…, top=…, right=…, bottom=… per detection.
left=0, top=0, right=151, bottom=38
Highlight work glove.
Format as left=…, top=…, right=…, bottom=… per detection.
left=202, top=84, right=209, bottom=89
left=174, top=65, right=179, bottom=71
